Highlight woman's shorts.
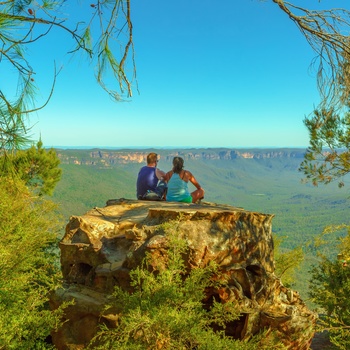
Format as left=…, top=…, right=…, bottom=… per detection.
left=180, top=195, right=192, bottom=203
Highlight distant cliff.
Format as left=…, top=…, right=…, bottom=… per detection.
left=55, top=148, right=306, bottom=166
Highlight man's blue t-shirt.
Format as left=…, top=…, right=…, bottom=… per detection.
left=136, top=166, right=158, bottom=199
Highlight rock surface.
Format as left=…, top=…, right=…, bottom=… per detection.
left=50, top=199, right=317, bottom=349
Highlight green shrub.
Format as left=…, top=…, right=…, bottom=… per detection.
left=0, top=178, right=64, bottom=349
left=274, top=234, right=304, bottom=288
left=0, top=141, right=62, bottom=196
left=309, top=225, right=350, bottom=349
left=90, top=220, right=286, bottom=350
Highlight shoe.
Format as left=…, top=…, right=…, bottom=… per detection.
left=142, top=190, right=161, bottom=201
left=195, top=197, right=204, bottom=204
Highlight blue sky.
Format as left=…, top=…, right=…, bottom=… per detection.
left=13, top=0, right=346, bottom=148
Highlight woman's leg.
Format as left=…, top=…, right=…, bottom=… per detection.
left=191, top=188, right=205, bottom=203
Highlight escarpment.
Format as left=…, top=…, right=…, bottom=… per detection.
left=50, top=199, right=317, bottom=349
left=56, top=148, right=305, bottom=166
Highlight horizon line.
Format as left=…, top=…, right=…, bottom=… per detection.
left=48, top=145, right=309, bottom=150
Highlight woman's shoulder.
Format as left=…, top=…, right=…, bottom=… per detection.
left=183, top=169, right=193, bottom=177
left=164, top=170, right=173, bottom=181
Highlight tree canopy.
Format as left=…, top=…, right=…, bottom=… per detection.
left=0, top=140, right=62, bottom=195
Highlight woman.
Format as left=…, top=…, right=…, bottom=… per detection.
left=164, top=156, right=205, bottom=203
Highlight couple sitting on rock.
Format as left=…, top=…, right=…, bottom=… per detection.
left=136, top=152, right=205, bottom=203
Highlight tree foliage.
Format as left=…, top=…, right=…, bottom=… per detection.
left=272, top=1, right=350, bottom=109
left=299, top=108, right=350, bottom=187
left=274, top=235, right=304, bottom=288
left=89, top=220, right=286, bottom=350
left=0, top=178, right=64, bottom=349
left=0, top=0, right=135, bottom=150
left=298, top=35, right=350, bottom=187
left=309, top=225, right=350, bottom=349
left=0, top=140, right=62, bottom=196
left=273, top=0, right=350, bottom=186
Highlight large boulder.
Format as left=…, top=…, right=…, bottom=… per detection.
left=50, top=199, right=316, bottom=349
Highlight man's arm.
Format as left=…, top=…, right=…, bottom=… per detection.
left=155, top=168, right=166, bottom=180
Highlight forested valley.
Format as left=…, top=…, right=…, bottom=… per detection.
left=52, top=148, right=349, bottom=304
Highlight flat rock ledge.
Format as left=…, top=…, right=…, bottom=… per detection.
left=50, top=199, right=317, bottom=349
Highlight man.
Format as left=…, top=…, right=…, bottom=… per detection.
left=136, top=152, right=167, bottom=200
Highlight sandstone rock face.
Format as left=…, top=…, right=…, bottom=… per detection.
left=51, top=199, right=316, bottom=349
left=56, top=148, right=305, bottom=166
